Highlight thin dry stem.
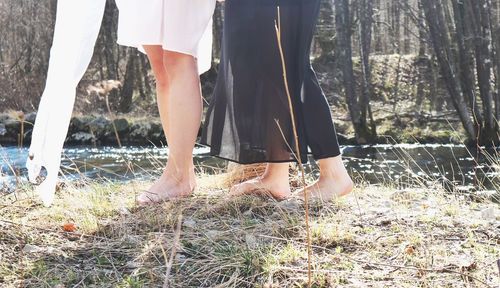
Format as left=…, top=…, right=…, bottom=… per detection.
left=105, top=94, right=122, bottom=148
left=275, top=7, right=312, bottom=287
left=163, top=213, right=183, bottom=288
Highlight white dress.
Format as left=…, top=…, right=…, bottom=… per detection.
left=115, top=0, right=216, bottom=74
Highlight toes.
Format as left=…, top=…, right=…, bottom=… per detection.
left=273, top=191, right=291, bottom=201
left=137, top=190, right=159, bottom=206
left=296, top=185, right=343, bottom=202
left=229, top=180, right=290, bottom=200
left=137, top=197, right=151, bottom=206
left=229, top=182, right=252, bottom=196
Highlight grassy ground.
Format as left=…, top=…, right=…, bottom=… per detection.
left=0, top=171, right=499, bottom=287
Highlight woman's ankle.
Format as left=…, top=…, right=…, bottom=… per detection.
left=163, top=164, right=195, bottom=181
left=319, top=168, right=351, bottom=182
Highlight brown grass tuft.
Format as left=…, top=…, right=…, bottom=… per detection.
left=0, top=173, right=498, bottom=287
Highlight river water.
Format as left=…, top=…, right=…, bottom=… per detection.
left=1, top=144, right=499, bottom=197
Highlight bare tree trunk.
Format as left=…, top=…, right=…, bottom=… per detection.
left=403, top=1, right=411, bottom=54
left=139, top=54, right=152, bottom=100
left=391, top=1, right=401, bottom=53
left=335, top=0, right=361, bottom=136
left=119, top=49, right=137, bottom=113
left=358, top=0, right=377, bottom=134
left=422, top=0, right=477, bottom=141
left=467, top=0, right=496, bottom=141
left=102, top=0, right=118, bottom=80
left=317, top=0, right=335, bottom=57
left=373, top=0, right=383, bottom=53
left=415, top=0, right=427, bottom=112
left=134, top=55, right=146, bottom=100
left=492, top=0, right=500, bottom=120
left=334, top=0, right=375, bottom=143
left=450, top=0, right=484, bottom=125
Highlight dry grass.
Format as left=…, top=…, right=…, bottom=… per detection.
left=0, top=170, right=499, bottom=288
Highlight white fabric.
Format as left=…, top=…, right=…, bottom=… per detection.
left=116, top=0, right=216, bottom=74
left=26, top=0, right=107, bottom=207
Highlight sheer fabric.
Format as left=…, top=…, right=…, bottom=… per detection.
left=201, top=0, right=341, bottom=164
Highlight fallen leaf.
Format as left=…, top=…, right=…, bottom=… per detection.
left=63, top=223, right=77, bottom=232
left=405, top=245, right=416, bottom=255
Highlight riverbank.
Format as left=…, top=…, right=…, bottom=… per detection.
left=0, top=109, right=465, bottom=147
left=0, top=54, right=468, bottom=147
left=0, top=112, right=167, bottom=147
left=1, top=173, right=498, bottom=287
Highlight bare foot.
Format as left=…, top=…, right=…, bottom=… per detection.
left=137, top=169, right=196, bottom=205
left=229, top=176, right=291, bottom=200
left=296, top=177, right=353, bottom=202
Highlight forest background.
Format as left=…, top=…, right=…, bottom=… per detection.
left=0, top=0, right=499, bottom=145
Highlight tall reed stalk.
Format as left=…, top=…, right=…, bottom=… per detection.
left=274, top=7, right=313, bottom=287
left=14, top=111, right=25, bottom=148
left=105, top=94, right=122, bottom=148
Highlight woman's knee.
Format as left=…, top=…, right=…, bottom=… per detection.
left=163, top=50, right=196, bottom=72
left=144, top=46, right=169, bottom=86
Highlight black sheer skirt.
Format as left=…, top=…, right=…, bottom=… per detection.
left=201, top=0, right=341, bottom=164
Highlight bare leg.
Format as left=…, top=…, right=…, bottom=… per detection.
left=296, top=156, right=353, bottom=201
left=143, top=46, right=170, bottom=142
left=138, top=49, right=200, bottom=204
left=230, top=163, right=291, bottom=200
left=161, top=50, right=200, bottom=191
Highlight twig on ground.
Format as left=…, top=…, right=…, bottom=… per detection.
left=162, top=212, right=183, bottom=288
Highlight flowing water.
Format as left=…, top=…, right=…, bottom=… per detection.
left=1, top=144, right=499, bottom=197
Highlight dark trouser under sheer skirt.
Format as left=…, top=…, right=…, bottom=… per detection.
left=201, top=0, right=341, bottom=164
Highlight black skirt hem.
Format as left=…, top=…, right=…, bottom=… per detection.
left=199, top=143, right=342, bottom=165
